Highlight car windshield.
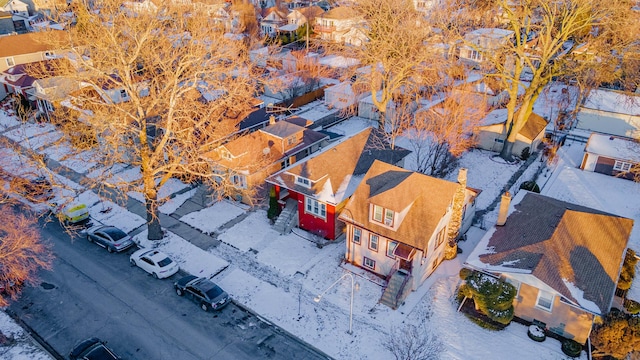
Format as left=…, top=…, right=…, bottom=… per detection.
left=205, top=285, right=224, bottom=299
left=86, top=344, right=118, bottom=360
left=158, top=257, right=173, bottom=267
left=102, top=227, right=127, bottom=241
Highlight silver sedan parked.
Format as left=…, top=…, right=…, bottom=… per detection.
left=86, top=226, right=135, bottom=253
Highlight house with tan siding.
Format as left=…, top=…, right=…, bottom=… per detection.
left=465, top=191, right=634, bottom=344
left=473, top=108, right=548, bottom=156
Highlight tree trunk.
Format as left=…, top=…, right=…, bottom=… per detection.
left=499, top=140, right=515, bottom=161
left=146, top=195, right=163, bottom=240
left=378, top=110, right=386, bottom=131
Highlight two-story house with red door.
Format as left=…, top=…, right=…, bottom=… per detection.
left=265, top=127, right=410, bottom=239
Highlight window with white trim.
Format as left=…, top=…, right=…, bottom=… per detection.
left=435, top=227, right=447, bottom=248
left=386, top=241, right=397, bottom=258
left=120, top=89, right=128, bottom=98
left=369, top=234, right=378, bottom=251
left=305, top=197, right=326, bottom=218
left=372, top=204, right=394, bottom=226
left=6, top=57, right=15, bottom=67
left=353, top=228, right=361, bottom=244
left=373, top=205, right=383, bottom=222
left=286, top=135, right=297, bottom=146
left=231, top=174, right=247, bottom=189
left=363, top=257, right=375, bottom=270
left=535, top=289, right=554, bottom=311
left=614, top=160, right=632, bottom=172
left=296, top=176, right=311, bottom=188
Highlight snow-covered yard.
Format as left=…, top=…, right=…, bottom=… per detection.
left=1, top=101, right=632, bottom=360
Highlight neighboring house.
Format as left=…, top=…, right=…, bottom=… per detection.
left=0, top=0, right=29, bottom=16
left=249, top=46, right=291, bottom=68
left=413, top=0, right=437, bottom=14
left=286, top=5, right=323, bottom=27
left=0, top=0, right=29, bottom=32
left=458, top=28, right=514, bottom=65
left=260, top=6, right=288, bottom=37
left=0, top=10, right=15, bottom=34
left=31, top=76, right=79, bottom=121
left=265, top=127, right=410, bottom=240
left=201, top=116, right=329, bottom=204
left=0, top=58, right=63, bottom=106
left=0, top=31, right=65, bottom=74
left=474, top=108, right=548, bottom=156
left=465, top=191, right=634, bottom=345
left=339, top=160, right=479, bottom=308
left=324, top=81, right=358, bottom=109
left=314, top=6, right=362, bottom=43
left=576, top=88, right=640, bottom=138
left=580, top=133, right=640, bottom=181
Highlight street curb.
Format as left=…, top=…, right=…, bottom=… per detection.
left=5, top=309, right=64, bottom=360
left=231, top=300, right=333, bottom=360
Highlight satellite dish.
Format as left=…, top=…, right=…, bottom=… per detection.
left=263, top=147, right=271, bottom=155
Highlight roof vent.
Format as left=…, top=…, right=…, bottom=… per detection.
left=610, top=136, right=614, bottom=140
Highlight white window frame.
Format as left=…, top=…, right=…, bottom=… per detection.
left=231, top=174, right=247, bottom=189
left=353, top=227, right=361, bottom=244
left=295, top=176, right=311, bottom=188
left=386, top=240, right=397, bottom=258
left=535, top=289, right=554, bottom=312
left=384, top=209, right=394, bottom=226
left=435, top=227, right=447, bottom=248
left=305, top=197, right=326, bottom=219
left=614, top=160, right=632, bottom=172
left=363, top=256, right=375, bottom=270
left=369, top=234, right=378, bottom=251
left=372, top=204, right=383, bottom=222
left=120, top=89, right=128, bottom=98
left=6, top=57, right=15, bottom=67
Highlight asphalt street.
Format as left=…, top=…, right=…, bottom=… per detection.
left=8, top=218, right=329, bottom=360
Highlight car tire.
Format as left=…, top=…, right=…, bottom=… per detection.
left=176, top=288, right=183, bottom=296
left=201, top=303, right=209, bottom=312
left=152, top=273, right=158, bottom=279
left=107, top=246, right=114, bottom=253
left=130, top=259, right=136, bottom=267
left=87, top=235, right=93, bottom=243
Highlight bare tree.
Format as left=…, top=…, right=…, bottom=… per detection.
left=454, top=0, right=640, bottom=160
left=0, top=179, right=53, bottom=306
left=275, top=50, right=335, bottom=104
left=333, top=0, right=444, bottom=131
left=43, top=0, right=261, bottom=240
left=403, top=86, right=487, bottom=177
left=385, top=323, right=444, bottom=360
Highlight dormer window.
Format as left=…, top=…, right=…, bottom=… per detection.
left=372, top=204, right=394, bottom=226
left=296, top=176, right=311, bottom=188
left=286, top=135, right=296, bottom=146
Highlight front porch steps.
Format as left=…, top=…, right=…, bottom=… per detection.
left=380, top=270, right=412, bottom=310
left=273, top=198, right=298, bottom=235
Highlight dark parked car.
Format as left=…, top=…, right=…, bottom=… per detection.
left=174, top=275, right=230, bottom=311
left=69, top=337, right=120, bottom=360
left=86, top=226, right=135, bottom=253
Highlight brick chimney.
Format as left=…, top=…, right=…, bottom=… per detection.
left=457, top=168, right=467, bottom=186
left=269, top=115, right=276, bottom=126
left=496, top=192, right=511, bottom=226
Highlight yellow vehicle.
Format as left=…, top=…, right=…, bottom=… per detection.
left=51, top=202, right=93, bottom=227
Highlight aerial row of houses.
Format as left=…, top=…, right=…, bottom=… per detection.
left=0, top=2, right=638, bottom=349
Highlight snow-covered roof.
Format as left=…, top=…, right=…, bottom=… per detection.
left=582, top=89, right=640, bottom=116
left=466, top=191, right=633, bottom=315
left=585, top=133, right=640, bottom=163
left=317, top=55, right=360, bottom=68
